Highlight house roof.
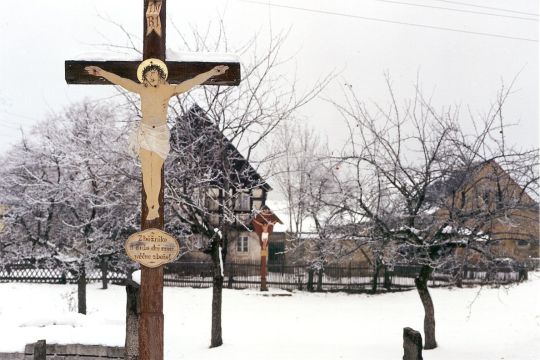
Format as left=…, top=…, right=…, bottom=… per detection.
left=253, top=205, right=283, bottom=224
left=427, top=159, right=537, bottom=205
left=169, top=104, right=272, bottom=192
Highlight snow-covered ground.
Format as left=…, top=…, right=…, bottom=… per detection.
left=0, top=272, right=539, bottom=360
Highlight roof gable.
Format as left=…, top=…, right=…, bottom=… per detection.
left=169, top=104, right=272, bottom=191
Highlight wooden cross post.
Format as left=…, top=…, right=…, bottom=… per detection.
left=65, top=1, right=240, bottom=359
left=252, top=208, right=282, bottom=292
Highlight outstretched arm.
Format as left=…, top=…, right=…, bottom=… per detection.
left=172, top=65, right=229, bottom=95
left=85, top=66, right=141, bottom=93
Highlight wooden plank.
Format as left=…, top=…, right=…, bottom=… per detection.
left=139, top=1, right=167, bottom=359
left=143, top=0, right=166, bottom=59
left=65, top=60, right=241, bottom=86
left=139, top=266, right=164, bottom=360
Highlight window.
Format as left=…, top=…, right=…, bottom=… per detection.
left=237, top=235, right=249, bottom=252
left=235, top=192, right=251, bottom=211
left=475, top=189, right=491, bottom=210
left=205, top=188, right=220, bottom=211
left=517, top=239, right=529, bottom=247
left=237, top=213, right=250, bottom=224
left=252, top=188, right=263, bottom=198
left=252, top=200, right=263, bottom=210
left=481, top=190, right=490, bottom=205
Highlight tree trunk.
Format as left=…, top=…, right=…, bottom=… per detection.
left=101, top=257, right=109, bottom=290
left=414, top=265, right=437, bottom=349
left=125, top=279, right=139, bottom=360
left=77, top=264, right=87, bottom=315
left=307, top=269, right=314, bottom=292
left=316, top=268, right=323, bottom=292
left=210, top=240, right=223, bottom=348
left=455, top=267, right=463, bottom=288
left=371, top=258, right=382, bottom=294
left=383, top=266, right=392, bottom=290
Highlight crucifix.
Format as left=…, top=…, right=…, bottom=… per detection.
left=252, top=207, right=282, bottom=291
left=65, top=1, right=240, bottom=359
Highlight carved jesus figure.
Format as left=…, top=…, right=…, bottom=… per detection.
left=86, top=59, right=228, bottom=220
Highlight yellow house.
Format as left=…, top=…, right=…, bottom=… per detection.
left=442, top=160, right=539, bottom=264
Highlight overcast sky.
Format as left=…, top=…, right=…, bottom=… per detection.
left=0, top=0, right=537, bottom=153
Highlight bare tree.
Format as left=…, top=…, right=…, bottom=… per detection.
left=328, top=78, right=539, bottom=349
left=98, top=15, right=332, bottom=345
left=3, top=20, right=328, bottom=347
left=136, top=27, right=329, bottom=347
left=271, top=127, right=360, bottom=286
left=0, top=101, right=138, bottom=313
left=269, top=121, right=321, bottom=234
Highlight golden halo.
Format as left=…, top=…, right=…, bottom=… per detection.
left=137, top=58, right=168, bottom=83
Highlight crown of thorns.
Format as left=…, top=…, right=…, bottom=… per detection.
left=136, top=58, right=168, bottom=83
left=142, top=64, right=166, bottom=80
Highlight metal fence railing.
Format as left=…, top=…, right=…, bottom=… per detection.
left=0, top=266, right=127, bottom=285
left=0, top=261, right=529, bottom=292
left=163, top=261, right=528, bottom=291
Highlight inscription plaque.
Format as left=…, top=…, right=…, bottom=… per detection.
left=125, top=228, right=180, bottom=268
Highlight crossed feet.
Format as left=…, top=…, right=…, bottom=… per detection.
left=147, top=203, right=160, bottom=220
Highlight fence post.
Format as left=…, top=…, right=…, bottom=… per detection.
left=297, top=267, right=305, bottom=291
left=455, top=266, right=463, bottom=288
left=33, top=339, right=46, bottom=360
left=348, top=262, right=352, bottom=290
left=518, top=267, right=528, bottom=282
left=125, top=279, right=139, bottom=360
left=227, top=263, right=234, bottom=289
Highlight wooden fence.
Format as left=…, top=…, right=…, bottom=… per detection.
left=0, top=261, right=528, bottom=292
left=163, top=261, right=527, bottom=291
left=0, top=266, right=126, bottom=285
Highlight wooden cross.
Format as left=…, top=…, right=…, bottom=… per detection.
left=252, top=207, right=282, bottom=291
left=64, top=1, right=240, bottom=359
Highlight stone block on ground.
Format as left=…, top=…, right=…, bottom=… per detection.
left=403, top=327, right=423, bottom=360
left=19, top=343, right=124, bottom=360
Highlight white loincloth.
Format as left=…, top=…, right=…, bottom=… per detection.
left=128, top=123, right=170, bottom=160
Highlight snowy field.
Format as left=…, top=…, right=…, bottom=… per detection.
left=0, top=273, right=539, bottom=360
